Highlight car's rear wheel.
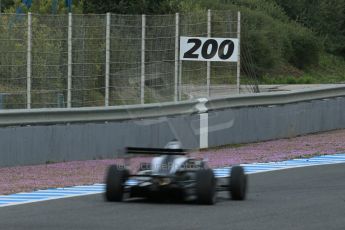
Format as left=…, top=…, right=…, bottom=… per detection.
left=229, top=166, right=247, bottom=200
left=105, top=165, right=129, bottom=202
left=196, top=169, right=216, bottom=205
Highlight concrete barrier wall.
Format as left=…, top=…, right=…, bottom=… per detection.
left=1, top=97, right=345, bottom=167
left=207, top=97, right=345, bottom=147
left=0, top=115, right=199, bottom=167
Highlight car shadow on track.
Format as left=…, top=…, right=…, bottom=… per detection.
left=108, top=192, right=236, bottom=206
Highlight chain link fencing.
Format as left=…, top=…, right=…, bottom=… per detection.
left=0, top=14, right=27, bottom=109
left=0, top=10, right=258, bottom=109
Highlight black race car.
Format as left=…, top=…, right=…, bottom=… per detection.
left=105, top=141, right=247, bottom=205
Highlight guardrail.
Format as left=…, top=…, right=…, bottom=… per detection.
left=206, top=85, right=345, bottom=110
left=0, top=85, right=344, bottom=126
left=0, top=101, right=198, bottom=126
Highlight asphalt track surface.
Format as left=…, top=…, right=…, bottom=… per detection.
left=0, top=163, right=344, bottom=230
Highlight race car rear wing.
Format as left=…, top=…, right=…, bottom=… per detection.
left=126, top=147, right=187, bottom=155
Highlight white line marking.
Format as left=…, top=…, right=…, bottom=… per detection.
left=0, top=192, right=103, bottom=208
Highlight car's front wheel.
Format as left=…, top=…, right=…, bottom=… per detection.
left=105, top=165, right=129, bottom=202
left=196, top=169, right=216, bottom=205
left=229, top=166, right=247, bottom=200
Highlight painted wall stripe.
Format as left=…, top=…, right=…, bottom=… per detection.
left=199, top=113, right=209, bottom=149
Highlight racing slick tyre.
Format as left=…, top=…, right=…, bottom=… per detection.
left=229, top=166, right=247, bottom=200
left=105, top=165, right=129, bottom=202
left=196, top=169, right=216, bottom=205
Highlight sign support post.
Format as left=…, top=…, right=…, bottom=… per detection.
left=174, top=13, right=179, bottom=102
left=207, top=9, right=211, bottom=97
left=236, top=11, right=241, bottom=94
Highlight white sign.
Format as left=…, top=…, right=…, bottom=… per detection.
left=180, top=36, right=239, bottom=62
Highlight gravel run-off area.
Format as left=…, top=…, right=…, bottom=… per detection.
left=1, top=129, right=345, bottom=195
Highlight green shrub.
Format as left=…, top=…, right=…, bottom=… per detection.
left=288, top=28, right=320, bottom=69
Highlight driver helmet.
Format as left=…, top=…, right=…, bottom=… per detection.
left=165, top=139, right=182, bottom=149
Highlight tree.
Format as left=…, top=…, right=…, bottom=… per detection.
left=83, top=0, right=183, bottom=14
left=4, top=0, right=83, bottom=14
left=275, top=0, right=345, bottom=56
left=1, top=0, right=15, bottom=12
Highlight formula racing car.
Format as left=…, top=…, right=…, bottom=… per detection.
left=105, top=141, right=247, bottom=205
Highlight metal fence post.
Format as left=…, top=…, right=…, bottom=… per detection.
left=207, top=9, right=211, bottom=98
left=105, top=13, right=111, bottom=106
left=67, top=12, right=72, bottom=108
left=141, top=14, right=146, bottom=104
left=236, top=11, right=241, bottom=94
left=174, top=13, right=179, bottom=102
left=27, top=12, right=32, bottom=109
left=178, top=14, right=182, bottom=102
